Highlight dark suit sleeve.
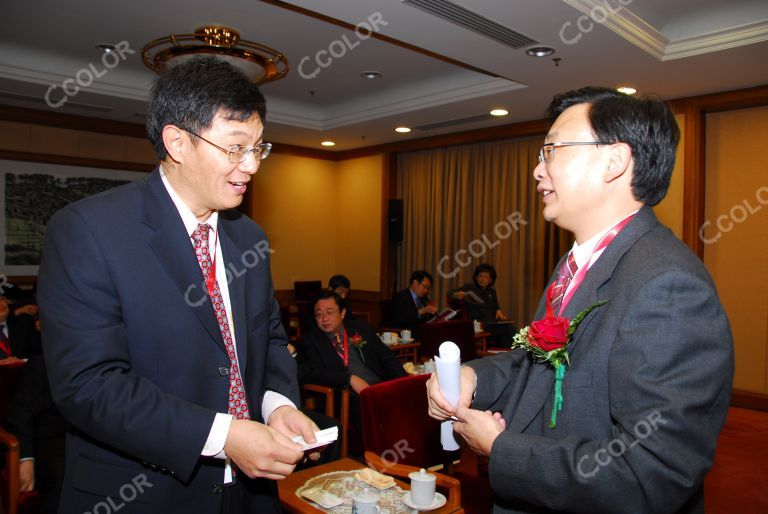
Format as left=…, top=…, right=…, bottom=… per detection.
left=38, top=208, right=214, bottom=482
left=480, top=270, right=733, bottom=513
left=388, top=290, right=423, bottom=328
left=263, top=291, right=300, bottom=405
left=357, top=323, right=407, bottom=380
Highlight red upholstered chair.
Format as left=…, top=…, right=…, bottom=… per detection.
left=416, top=320, right=477, bottom=363
left=1, top=362, right=41, bottom=514
left=360, top=374, right=492, bottom=514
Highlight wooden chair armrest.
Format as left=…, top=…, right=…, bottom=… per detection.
left=0, top=426, right=21, bottom=514
left=364, top=451, right=461, bottom=512
left=300, top=384, right=349, bottom=458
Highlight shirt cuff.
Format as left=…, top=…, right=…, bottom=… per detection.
left=202, top=413, right=233, bottom=459
left=262, top=390, right=296, bottom=424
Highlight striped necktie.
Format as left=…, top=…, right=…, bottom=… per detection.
left=549, top=252, right=578, bottom=315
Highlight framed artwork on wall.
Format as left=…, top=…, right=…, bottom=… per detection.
left=1, top=159, right=147, bottom=283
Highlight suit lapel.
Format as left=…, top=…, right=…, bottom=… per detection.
left=219, top=219, right=248, bottom=370
left=509, top=207, right=659, bottom=433
left=142, top=170, right=225, bottom=353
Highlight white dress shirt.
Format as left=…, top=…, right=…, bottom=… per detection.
left=160, top=167, right=294, bottom=482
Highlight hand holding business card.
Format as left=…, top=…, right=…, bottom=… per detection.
left=291, top=426, right=338, bottom=451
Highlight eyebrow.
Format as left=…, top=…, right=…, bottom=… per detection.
left=222, top=130, right=263, bottom=144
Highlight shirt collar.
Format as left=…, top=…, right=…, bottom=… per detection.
left=160, top=165, right=219, bottom=237
left=570, top=210, right=639, bottom=269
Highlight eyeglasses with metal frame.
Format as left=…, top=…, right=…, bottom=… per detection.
left=538, top=141, right=612, bottom=163
left=184, top=129, right=272, bottom=163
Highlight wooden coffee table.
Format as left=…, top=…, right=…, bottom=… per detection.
left=387, top=341, right=420, bottom=364
left=278, top=458, right=460, bottom=513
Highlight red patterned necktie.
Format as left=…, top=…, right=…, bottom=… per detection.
left=549, top=252, right=578, bottom=315
left=191, top=224, right=250, bottom=420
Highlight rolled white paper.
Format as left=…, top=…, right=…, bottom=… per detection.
left=435, top=341, right=461, bottom=451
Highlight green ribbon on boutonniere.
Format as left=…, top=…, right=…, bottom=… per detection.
left=349, top=332, right=367, bottom=363
left=511, top=300, right=609, bottom=428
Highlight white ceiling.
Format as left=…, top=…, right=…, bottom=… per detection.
left=0, top=0, right=766, bottom=151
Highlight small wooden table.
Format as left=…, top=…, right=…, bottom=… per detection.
left=278, top=458, right=459, bottom=513
left=474, top=331, right=492, bottom=353
left=387, top=341, right=419, bottom=363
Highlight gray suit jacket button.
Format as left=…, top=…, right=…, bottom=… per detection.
left=212, top=483, right=223, bottom=494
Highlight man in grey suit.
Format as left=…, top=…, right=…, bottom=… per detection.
left=427, top=87, right=733, bottom=513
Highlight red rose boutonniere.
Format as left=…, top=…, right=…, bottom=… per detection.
left=350, top=332, right=367, bottom=363
left=511, top=300, right=609, bottom=428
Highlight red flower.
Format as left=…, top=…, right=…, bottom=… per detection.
left=350, top=333, right=366, bottom=348
left=528, top=317, right=570, bottom=352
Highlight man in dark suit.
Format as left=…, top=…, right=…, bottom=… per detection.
left=38, top=57, right=319, bottom=514
left=427, top=87, right=733, bottom=513
left=0, top=295, right=39, bottom=360
left=5, top=355, right=69, bottom=513
left=388, top=270, right=438, bottom=328
left=297, top=291, right=407, bottom=449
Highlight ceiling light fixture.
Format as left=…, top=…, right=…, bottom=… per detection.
left=321, top=141, right=336, bottom=147
left=617, top=86, right=637, bottom=95
left=526, top=46, right=555, bottom=57
left=360, top=71, right=382, bottom=79
left=490, top=109, right=509, bottom=116
left=395, top=127, right=411, bottom=133
left=141, top=25, right=288, bottom=84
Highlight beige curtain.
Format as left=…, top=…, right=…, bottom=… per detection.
left=396, top=135, right=573, bottom=325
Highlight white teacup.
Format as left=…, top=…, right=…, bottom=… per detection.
left=380, top=332, right=392, bottom=344
left=409, top=468, right=436, bottom=507
left=400, top=329, right=411, bottom=341
left=352, top=487, right=380, bottom=514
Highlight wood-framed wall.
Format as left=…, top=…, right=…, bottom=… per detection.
left=669, top=85, right=768, bottom=410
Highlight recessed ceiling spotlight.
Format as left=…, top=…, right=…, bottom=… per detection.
left=95, top=43, right=117, bottom=53
left=360, top=71, right=382, bottom=79
left=321, top=141, right=336, bottom=147
left=490, top=109, right=509, bottom=116
left=617, top=86, right=637, bottom=95
left=526, top=46, right=555, bottom=57
left=395, top=127, right=411, bottom=133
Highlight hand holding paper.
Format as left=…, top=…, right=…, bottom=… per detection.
left=291, top=426, right=338, bottom=451
left=435, top=341, right=461, bottom=451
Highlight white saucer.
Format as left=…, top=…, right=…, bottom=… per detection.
left=398, top=337, right=415, bottom=343
left=402, top=492, right=446, bottom=511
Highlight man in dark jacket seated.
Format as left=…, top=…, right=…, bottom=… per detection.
left=297, top=291, right=407, bottom=453
left=387, top=270, right=438, bottom=329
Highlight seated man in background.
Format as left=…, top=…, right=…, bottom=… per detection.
left=297, top=291, right=407, bottom=452
left=328, top=274, right=351, bottom=300
left=5, top=354, right=69, bottom=513
left=388, top=270, right=438, bottom=329
left=0, top=295, right=40, bottom=362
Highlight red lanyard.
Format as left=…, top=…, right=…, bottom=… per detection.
left=550, top=213, right=634, bottom=316
left=206, top=228, right=218, bottom=296
left=335, top=329, right=349, bottom=366
left=0, top=327, right=11, bottom=357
